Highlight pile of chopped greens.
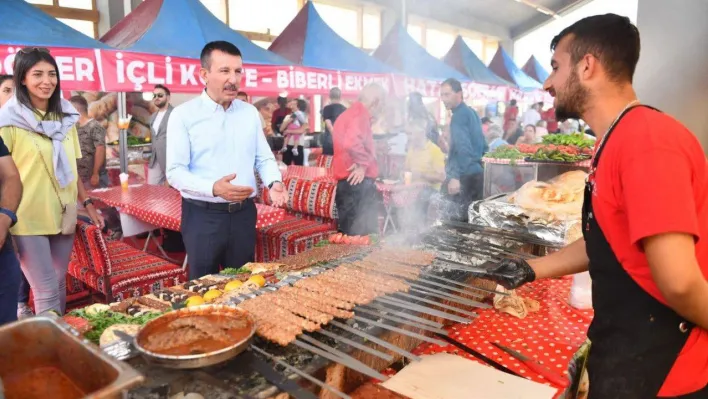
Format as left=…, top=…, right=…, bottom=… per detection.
left=69, top=308, right=161, bottom=345
left=527, top=148, right=591, bottom=162
left=483, top=146, right=525, bottom=164
left=221, top=266, right=251, bottom=275
left=541, top=133, right=595, bottom=148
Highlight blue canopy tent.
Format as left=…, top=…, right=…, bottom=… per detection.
left=0, top=0, right=110, bottom=49
left=100, top=0, right=287, bottom=65
left=269, top=2, right=394, bottom=73
left=372, top=24, right=468, bottom=81
left=522, top=55, right=549, bottom=84
left=442, top=36, right=511, bottom=86
left=488, top=46, right=542, bottom=90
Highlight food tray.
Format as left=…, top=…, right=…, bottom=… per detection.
left=523, top=156, right=591, bottom=164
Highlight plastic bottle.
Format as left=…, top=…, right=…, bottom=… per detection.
left=569, top=271, right=593, bottom=309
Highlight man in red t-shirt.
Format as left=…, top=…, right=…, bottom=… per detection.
left=503, top=99, right=518, bottom=132
left=332, top=83, right=386, bottom=235
left=543, top=106, right=558, bottom=132
left=486, top=14, right=708, bottom=398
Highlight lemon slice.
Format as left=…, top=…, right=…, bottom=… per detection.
left=224, top=280, right=244, bottom=292
left=202, top=289, right=223, bottom=302
left=247, top=275, right=266, bottom=288
left=185, top=296, right=205, bottom=307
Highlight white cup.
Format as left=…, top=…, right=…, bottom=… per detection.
left=119, top=173, right=129, bottom=190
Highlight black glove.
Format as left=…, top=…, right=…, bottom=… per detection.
left=488, top=258, right=536, bottom=289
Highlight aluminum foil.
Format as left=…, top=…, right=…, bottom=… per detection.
left=468, top=195, right=576, bottom=246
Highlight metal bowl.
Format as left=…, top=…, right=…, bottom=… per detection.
left=0, top=315, right=144, bottom=398
left=133, top=305, right=256, bottom=369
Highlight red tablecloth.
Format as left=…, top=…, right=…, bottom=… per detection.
left=89, top=185, right=290, bottom=231
left=413, top=277, right=593, bottom=398
left=375, top=181, right=425, bottom=207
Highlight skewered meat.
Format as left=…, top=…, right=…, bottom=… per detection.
left=234, top=247, right=439, bottom=346
left=261, top=294, right=333, bottom=324
left=278, top=289, right=354, bottom=319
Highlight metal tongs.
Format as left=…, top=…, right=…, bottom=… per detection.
left=102, top=330, right=140, bottom=361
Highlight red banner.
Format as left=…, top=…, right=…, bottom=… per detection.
left=0, top=45, right=103, bottom=91
left=99, top=50, right=395, bottom=96
left=1, top=45, right=548, bottom=104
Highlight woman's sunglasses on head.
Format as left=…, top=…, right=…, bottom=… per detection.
left=18, top=47, right=50, bottom=55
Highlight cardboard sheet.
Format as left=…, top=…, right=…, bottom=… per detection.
left=381, top=353, right=557, bottom=399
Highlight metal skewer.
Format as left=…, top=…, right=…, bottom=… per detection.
left=419, top=273, right=508, bottom=296
left=292, top=338, right=388, bottom=381
left=355, top=307, right=448, bottom=335
left=329, top=320, right=422, bottom=362
left=434, top=258, right=517, bottom=281
left=251, top=345, right=352, bottom=399
left=412, top=276, right=501, bottom=299
left=429, top=240, right=504, bottom=262
left=352, top=315, right=447, bottom=347
left=360, top=304, right=444, bottom=328
left=408, top=286, right=490, bottom=309
left=374, top=297, right=472, bottom=324
left=388, top=292, right=480, bottom=318
left=314, top=329, right=394, bottom=362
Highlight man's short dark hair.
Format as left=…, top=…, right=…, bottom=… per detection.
left=481, top=117, right=491, bottom=125
left=200, top=41, right=242, bottom=69
left=69, top=95, right=88, bottom=114
left=441, top=78, right=462, bottom=93
left=154, top=84, right=170, bottom=96
left=550, top=14, right=640, bottom=83
left=237, top=91, right=248, bottom=97
left=329, top=87, right=341, bottom=100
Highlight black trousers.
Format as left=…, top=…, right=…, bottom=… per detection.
left=181, top=198, right=257, bottom=280
left=0, top=238, right=20, bottom=324
left=441, top=172, right=484, bottom=222
left=335, top=178, right=379, bottom=236
left=283, top=145, right=304, bottom=166
left=18, top=273, right=29, bottom=303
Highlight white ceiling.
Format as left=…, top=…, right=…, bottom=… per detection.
left=367, top=0, right=591, bottom=40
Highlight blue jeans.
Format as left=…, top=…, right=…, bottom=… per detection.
left=0, top=238, right=21, bottom=325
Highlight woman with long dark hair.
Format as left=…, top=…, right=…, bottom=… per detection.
left=0, top=48, right=104, bottom=315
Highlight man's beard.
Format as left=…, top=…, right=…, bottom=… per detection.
left=555, top=69, right=589, bottom=122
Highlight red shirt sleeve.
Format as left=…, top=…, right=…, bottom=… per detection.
left=621, top=146, right=700, bottom=247
left=342, top=113, right=373, bottom=167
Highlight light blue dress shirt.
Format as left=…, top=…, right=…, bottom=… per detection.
left=166, top=90, right=281, bottom=203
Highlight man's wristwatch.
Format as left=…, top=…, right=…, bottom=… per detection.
left=0, top=208, right=17, bottom=227
left=268, top=181, right=282, bottom=189
left=83, top=198, right=94, bottom=208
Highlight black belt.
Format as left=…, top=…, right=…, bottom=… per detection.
left=184, top=197, right=253, bottom=213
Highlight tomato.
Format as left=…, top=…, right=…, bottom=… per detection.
left=331, top=233, right=343, bottom=244
left=361, top=236, right=371, bottom=245
left=341, top=235, right=351, bottom=245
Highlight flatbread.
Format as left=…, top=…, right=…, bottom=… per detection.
left=99, top=324, right=141, bottom=347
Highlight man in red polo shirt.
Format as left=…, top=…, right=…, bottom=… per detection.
left=487, top=14, right=708, bottom=398
left=332, top=83, right=386, bottom=235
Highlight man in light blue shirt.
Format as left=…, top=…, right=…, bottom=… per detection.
left=166, top=41, right=287, bottom=279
